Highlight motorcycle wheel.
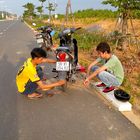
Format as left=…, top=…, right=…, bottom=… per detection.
left=57, top=71, right=68, bottom=92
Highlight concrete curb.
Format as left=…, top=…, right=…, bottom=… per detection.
left=24, top=21, right=37, bottom=33
left=89, top=82, right=140, bottom=130
left=90, top=82, right=132, bottom=112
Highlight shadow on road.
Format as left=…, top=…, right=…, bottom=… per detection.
left=0, top=54, right=25, bottom=140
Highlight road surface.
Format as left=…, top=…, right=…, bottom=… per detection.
left=0, top=20, right=140, bottom=140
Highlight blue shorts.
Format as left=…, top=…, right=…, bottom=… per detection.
left=21, top=66, right=43, bottom=95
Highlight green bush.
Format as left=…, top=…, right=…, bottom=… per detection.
left=132, top=10, right=140, bottom=19
left=73, top=9, right=140, bottom=19
left=74, top=29, right=107, bottom=51
left=74, top=9, right=118, bottom=19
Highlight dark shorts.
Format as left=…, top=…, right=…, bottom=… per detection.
left=21, top=66, right=43, bottom=95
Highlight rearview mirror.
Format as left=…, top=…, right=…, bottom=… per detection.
left=32, top=23, right=36, bottom=26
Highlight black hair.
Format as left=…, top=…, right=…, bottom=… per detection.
left=96, top=42, right=111, bottom=53
left=31, top=48, right=47, bottom=59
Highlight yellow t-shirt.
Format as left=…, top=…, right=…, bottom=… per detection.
left=16, top=58, right=40, bottom=92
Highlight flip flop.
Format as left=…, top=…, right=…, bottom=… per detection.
left=28, top=93, right=43, bottom=99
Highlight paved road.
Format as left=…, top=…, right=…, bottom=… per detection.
left=0, top=20, right=140, bottom=140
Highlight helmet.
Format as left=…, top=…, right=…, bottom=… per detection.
left=114, top=89, right=130, bottom=102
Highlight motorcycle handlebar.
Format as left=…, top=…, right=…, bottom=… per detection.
left=58, top=27, right=81, bottom=38
left=37, top=25, right=52, bottom=31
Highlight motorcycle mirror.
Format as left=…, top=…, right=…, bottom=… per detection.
left=32, top=23, right=36, bottom=26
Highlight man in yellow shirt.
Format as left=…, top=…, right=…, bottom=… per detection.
left=16, top=48, right=65, bottom=99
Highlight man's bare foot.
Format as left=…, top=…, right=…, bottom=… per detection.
left=46, top=90, right=62, bottom=97
left=27, top=93, right=43, bottom=99
left=42, top=87, right=53, bottom=91
left=46, top=94, right=54, bottom=97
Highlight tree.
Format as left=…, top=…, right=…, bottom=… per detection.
left=102, top=0, right=140, bottom=34
left=102, top=0, right=140, bottom=50
left=46, top=2, right=55, bottom=23
left=36, top=6, right=43, bottom=18
left=39, top=0, right=46, bottom=7
left=102, top=0, right=140, bottom=11
left=38, top=0, right=46, bottom=16
left=23, top=3, right=36, bottom=19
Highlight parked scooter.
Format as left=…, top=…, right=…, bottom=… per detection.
left=35, top=26, right=53, bottom=52
left=53, top=27, right=81, bottom=90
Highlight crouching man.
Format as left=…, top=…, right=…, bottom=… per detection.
left=84, top=42, right=124, bottom=93
left=16, top=48, right=65, bottom=99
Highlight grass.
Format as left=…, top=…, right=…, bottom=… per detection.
left=137, top=74, right=140, bottom=86
left=74, top=29, right=107, bottom=51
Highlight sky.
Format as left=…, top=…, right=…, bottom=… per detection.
left=0, top=0, right=115, bottom=16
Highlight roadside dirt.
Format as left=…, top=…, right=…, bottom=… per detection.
left=80, top=20, right=140, bottom=123
left=78, top=49, right=140, bottom=130
left=45, top=18, right=140, bottom=125
left=51, top=18, right=140, bottom=115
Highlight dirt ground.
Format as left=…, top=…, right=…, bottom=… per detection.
left=51, top=18, right=140, bottom=116
left=73, top=18, right=140, bottom=116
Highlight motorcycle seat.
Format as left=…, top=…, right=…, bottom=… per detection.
left=56, top=47, right=70, bottom=53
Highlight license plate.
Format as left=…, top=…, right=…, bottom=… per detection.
left=56, top=62, right=69, bottom=71
left=37, top=38, right=44, bottom=43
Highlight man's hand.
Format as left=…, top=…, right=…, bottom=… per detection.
left=37, top=79, right=66, bottom=91
left=83, top=78, right=90, bottom=87
left=57, top=80, right=66, bottom=86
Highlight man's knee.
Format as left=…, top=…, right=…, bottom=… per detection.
left=98, top=71, right=105, bottom=77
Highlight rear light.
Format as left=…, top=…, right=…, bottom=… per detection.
left=57, top=52, right=66, bottom=61
left=59, top=53, right=66, bottom=61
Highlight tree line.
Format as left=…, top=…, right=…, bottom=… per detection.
left=23, top=0, right=140, bottom=19
left=22, top=0, right=56, bottom=19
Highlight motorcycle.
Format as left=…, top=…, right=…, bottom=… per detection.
left=35, top=25, right=54, bottom=53
left=53, top=27, right=81, bottom=90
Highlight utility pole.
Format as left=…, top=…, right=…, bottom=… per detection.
left=63, top=0, right=75, bottom=27
left=0, top=0, right=4, bottom=19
